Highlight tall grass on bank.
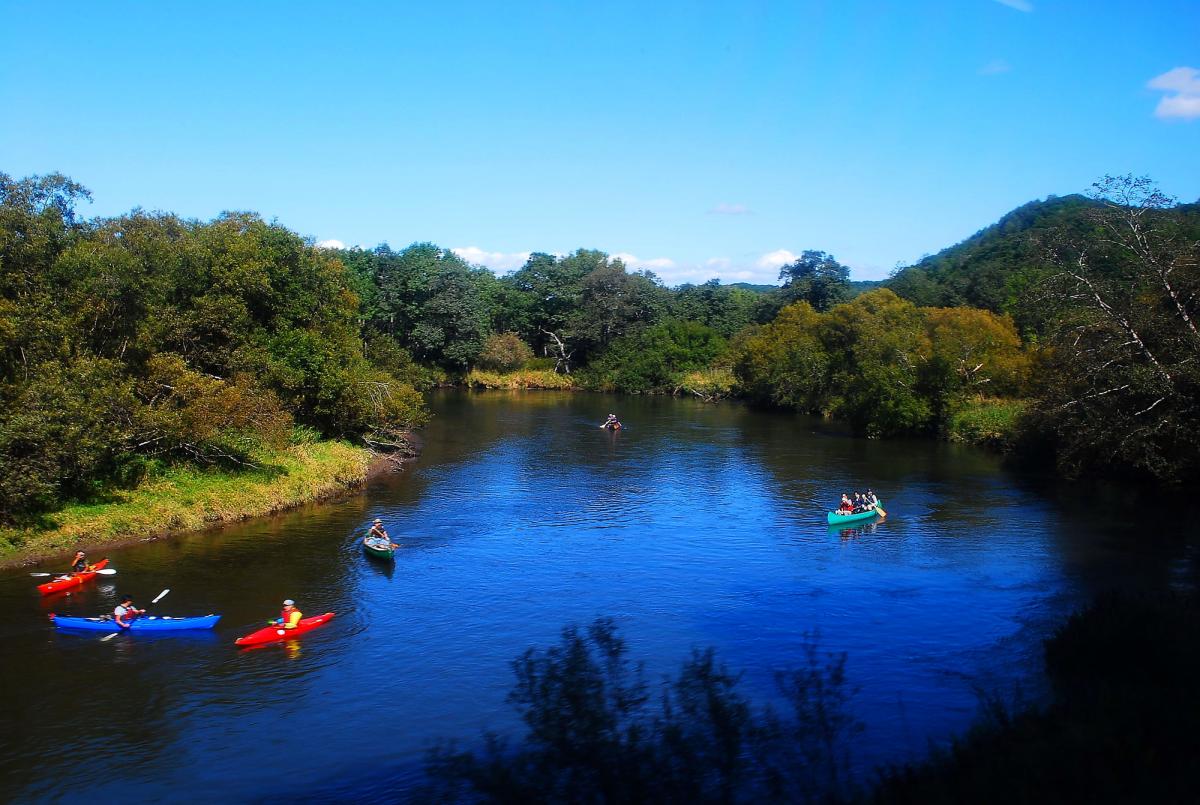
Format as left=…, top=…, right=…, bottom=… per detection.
left=0, top=441, right=372, bottom=561
left=464, top=369, right=577, bottom=390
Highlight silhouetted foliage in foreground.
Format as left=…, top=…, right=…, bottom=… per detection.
left=870, top=592, right=1200, bottom=805
left=421, top=618, right=862, bottom=803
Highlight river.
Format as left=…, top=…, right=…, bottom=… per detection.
left=1, top=390, right=1194, bottom=802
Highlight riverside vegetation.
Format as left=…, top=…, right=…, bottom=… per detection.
left=418, top=592, right=1200, bottom=804
left=2, top=171, right=1197, bottom=560
left=4, top=170, right=1197, bottom=799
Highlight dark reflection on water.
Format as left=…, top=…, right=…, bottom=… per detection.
left=1, top=390, right=1196, bottom=802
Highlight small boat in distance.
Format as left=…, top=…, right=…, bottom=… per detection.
left=363, top=537, right=395, bottom=560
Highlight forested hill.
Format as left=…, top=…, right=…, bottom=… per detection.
left=885, top=194, right=1100, bottom=317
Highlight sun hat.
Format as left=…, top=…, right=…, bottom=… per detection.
left=283, top=599, right=295, bottom=606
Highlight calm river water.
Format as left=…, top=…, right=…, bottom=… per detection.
left=1, top=391, right=1195, bottom=802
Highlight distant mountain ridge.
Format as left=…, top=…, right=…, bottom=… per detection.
left=884, top=194, right=1100, bottom=315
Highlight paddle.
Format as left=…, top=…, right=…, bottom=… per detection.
left=30, top=569, right=117, bottom=578
left=100, top=588, right=170, bottom=641
left=873, top=505, right=888, bottom=518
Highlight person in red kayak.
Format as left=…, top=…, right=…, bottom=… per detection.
left=49, top=551, right=92, bottom=583
left=113, top=595, right=145, bottom=629
left=272, top=599, right=303, bottom=630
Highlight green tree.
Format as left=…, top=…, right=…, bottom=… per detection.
left=591, top=320, right=726, bottom=392
left=477, top=332, right=535, bottom=371
left=1026, top=176, right=1200, bottom=482
left=778, top=250, right=851, bottom=312
left=733, top=302, right=830, bottom=411
left=822, top=289, right=933, bottom=437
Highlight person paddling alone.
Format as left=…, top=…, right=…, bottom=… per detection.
left=365, top=518, right=399, bottom=550
left=273, top=599, right=303, bottom=630
left=601, top=413, right=622, bottom=430
left=113, top=595, right=145, bottom=630
left=50, top=550, right=92, bottom=583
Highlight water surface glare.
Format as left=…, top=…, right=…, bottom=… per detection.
left=1, top=391, right=1193, bottom=802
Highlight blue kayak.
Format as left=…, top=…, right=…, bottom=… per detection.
left=50, top=614, right=221, bottom=632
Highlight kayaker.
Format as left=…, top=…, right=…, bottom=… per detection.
left=49, top=551, right=91, bottom=583
left=365, top=519, right=399, bottom=550
left=273, top=599, right=303, bottom=630
left=113, top=595, right=145, bottom=629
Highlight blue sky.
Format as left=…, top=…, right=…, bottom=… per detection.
left=2, top=1, right=1197, bottom=283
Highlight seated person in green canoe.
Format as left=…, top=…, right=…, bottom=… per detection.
left=364, top=518, right=399, bottom=550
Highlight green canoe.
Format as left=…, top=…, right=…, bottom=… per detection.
left=362, top=538, right=394, bottom=560
left=826, top=501, right=885, bottom=525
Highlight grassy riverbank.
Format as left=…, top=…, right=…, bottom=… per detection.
left=0, top=441, right=374, bottom=567
left=464, top=369, right=578, bottom=389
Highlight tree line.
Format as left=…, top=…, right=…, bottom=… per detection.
left=2, top=171, right=1196, bottom=524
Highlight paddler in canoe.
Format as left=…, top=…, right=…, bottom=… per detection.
left=600, top=413, right=622, bottom=430
left=364, top=518, right=399, bottom=550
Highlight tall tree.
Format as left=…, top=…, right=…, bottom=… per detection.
left=778, top=250, right=851, bottom=312
left=1028, top=175, right=1200, bottom=481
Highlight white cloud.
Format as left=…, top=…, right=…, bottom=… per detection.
left=451, top=246, right=531, bottom=272
left=315, top=239, right=346, bottom=250
left=993, top=0, right=1032, bottom=11
left=1148, top=66, right=1200, bottom=120
left=756, top=249, right=798, bottom=269
left=612, top=252, right=676, bottom=271
left=705, top=257, right=731, bottom=268
left=979, top=59, right=1011, bottom=76
left=708, top=203, right=752, bottom=215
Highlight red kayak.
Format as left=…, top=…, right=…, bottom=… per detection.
left=37, top=558, right=110, bottom=596
left=234, top=612, right=336, bottom=647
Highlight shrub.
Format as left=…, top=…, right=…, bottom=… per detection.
left=946, top=398, right=1027, bottom=450
left=679, top=367, right=736, bottom=401
left=422, top=619, right=861, bottom=802
left=476, top=332, right=535, bottom=372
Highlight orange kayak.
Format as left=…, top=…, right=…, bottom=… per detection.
left=234, top=612, right=336, bottom=647
left=37, top=558, right=110, bottom=596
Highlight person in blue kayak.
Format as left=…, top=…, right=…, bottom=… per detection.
left=113, top=595, right=145, bottom=629
left=272, top=599, right=303, bottom=630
